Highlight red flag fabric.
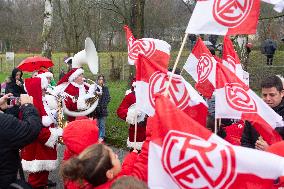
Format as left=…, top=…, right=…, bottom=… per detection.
left=124, top=25, right=171, bottom=66
left=222, top=36, right=248, bottom=85
left=148, top=95, right=284, bottom=189
left=186, top=0, right=260, bottom=35
left=183, top=37, right=216, bottom=98
left=215, top=63, right=283, bottom=144
left=136, top=55, right=208, bottom=126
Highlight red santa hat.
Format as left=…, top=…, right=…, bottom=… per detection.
left=57, top=68, right=84, bottom=85
left=24, top=77, right=52, bottom=126
left=37, top=69, right=53, bottom=79
left=63, top=119, right=98, bottom=160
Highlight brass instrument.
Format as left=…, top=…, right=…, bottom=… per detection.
left=57, top=95, right=66, bottom=144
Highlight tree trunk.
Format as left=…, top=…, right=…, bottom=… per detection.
left=42, top=0, right=53, bottom=60
left=130, top=0, right=145, bottom=38
left=56, top=0, right=71, bottom=56
left=129, top=0, right=145, bottom=77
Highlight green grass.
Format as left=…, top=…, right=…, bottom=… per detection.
left=105, top=80, right=129, bottom=148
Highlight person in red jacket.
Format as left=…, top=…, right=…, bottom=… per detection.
left=21, top=77, right=63, bottom=189
left=60, top=118, right=151, bottom=189
left=61, top=143, right=148, bottom=189
left=117, top=78, right=147, bottom=150
left=62, top=117, right=99, bottom=189
left=56, top=68, right=98, bottom=122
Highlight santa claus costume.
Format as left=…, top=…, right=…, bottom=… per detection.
left=21, top=77, right=62, bottom=189
left=117, top=78, right=147, bottom=150
left=36, top=69, right=55, bottom=94
left=56, top=68, right=97, bottom=122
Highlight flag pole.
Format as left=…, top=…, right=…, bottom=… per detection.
left=164, top=33, right=189, bottom=96
left=214, top=118, right=217, bottom=134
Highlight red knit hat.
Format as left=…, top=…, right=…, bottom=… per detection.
left=57, top=68, right=84, bottom=85
left=63, top=119, right=99, bottom=156
left=24, top=77, right=52, bottom=126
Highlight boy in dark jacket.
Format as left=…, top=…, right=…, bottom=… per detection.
left=241, top=75, right=284, bottom=150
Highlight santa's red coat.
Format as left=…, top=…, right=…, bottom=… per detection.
left=117, top=91, right=146, bottom=149
left=64, top=83, right=89, bottom=122
left=21, top=125, right=58, bottom=172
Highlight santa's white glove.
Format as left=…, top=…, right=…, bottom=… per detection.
left=88, top=84, right=98, bottom=95
left=83, top=93, right=96, bottom=100
left=45, top=127, right=63, bottom=148
left=56, top=127, right=63, bottom=137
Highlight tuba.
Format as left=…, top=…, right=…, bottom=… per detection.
left=61, top=37, right=100, bottom=117
left=72, top=37, right=98, bottom=75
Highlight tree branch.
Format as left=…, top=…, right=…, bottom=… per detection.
left=259, top=14, right=284, bottom=20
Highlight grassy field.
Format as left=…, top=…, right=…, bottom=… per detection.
left=1, top=50, right=284, bottom=148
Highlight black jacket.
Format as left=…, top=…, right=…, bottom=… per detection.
left=5, top=68, right=25, bottom=97
left=93, top=86, right=111, bottom=118
left=0, top=104, right=42, bottom=189
left=241, top=99, right=284, bottom=148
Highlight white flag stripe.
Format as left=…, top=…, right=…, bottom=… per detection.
left=234, top=145, right=284, bottom=177
left=146, top=38, right=171, bottom=54
left=148, top=142, right=180, bottom=189
left=135, top=81, right=154, bottom=116
left=149, top=135, right=284, bottom=189
left=182, top=77, right=207, bottom=107
left=207, top=134, right=284, bottom=177
left=248, top=90, right=283, bottom=128
left=186, top=1, right=228, bottom=35
left=274, top=1, right=284, bottom=12
left=215, top=88, right=283, bottom=128
left=183, top=54, right=199, bottom=81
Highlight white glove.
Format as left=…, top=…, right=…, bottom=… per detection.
left=56, top=127, right=63, bottom=137
left=88, top=84, right=98, bottom=95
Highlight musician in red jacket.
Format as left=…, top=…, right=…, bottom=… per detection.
left=117, top=78, right=147, bottom=150
left=56, top=68, right=98, bottom=122
left=21, top=77, right=63, bottom=189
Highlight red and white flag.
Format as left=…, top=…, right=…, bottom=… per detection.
left=124, top=25, right=171, bottom=66
left=222, top=36, right=247, bottom=85
left=136, top=55, right=208, bottom=126
left=262, top=0, right=284, bottom=12
left=215, top=63, right=283, bottom=144
left=148, top=95, right=284, bottom=189
left=186, top=0, right=260, bottom=35
left=183, top=37, right=216, bottom=98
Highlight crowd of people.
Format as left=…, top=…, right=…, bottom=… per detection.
left=0, top=45, right=284, bottom=189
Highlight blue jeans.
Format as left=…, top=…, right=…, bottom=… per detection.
left=97, top=117, right=106, bottom=139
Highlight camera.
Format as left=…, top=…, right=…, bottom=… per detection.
left=7, top=96, right=20, bottom=106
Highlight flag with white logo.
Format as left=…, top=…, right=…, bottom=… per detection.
left=124, top=25, right=171, bottom=66
left=222, top=36, right=248, bottom=85
left=186, top=0, right=260, bottom=35
left=136, top=55, right=208, bottom=126
left=215, top=63, right=283, bottom=144
left=148, top=95, right=284, bottom=189
left=183, top=37, right=216, bottom=98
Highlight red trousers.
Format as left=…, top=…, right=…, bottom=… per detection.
left=28, top=171, right=49, bottom=188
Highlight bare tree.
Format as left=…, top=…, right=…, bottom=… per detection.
left=42, top=0, right=53, bottom=59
